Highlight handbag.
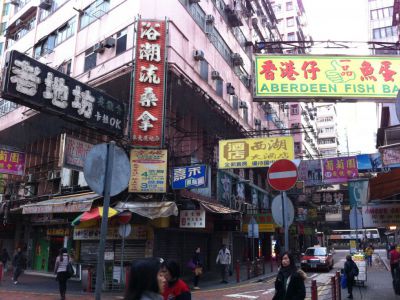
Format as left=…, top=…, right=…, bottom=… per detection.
left=66, top=257, right=74, bottom=278
left=194, top=267, right=203, bottom=276
left=340, top=274, right=347, bottom=289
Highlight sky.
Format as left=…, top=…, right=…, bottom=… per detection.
left=302, top=0, right=379, bottom=155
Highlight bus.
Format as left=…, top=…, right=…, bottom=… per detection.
left=327, top=228, right=381, bottom=249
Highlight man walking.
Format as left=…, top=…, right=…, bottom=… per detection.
left=216, top=244, right=231, bottom=284
left=365, top=244, right=374, bottom=267
left=0, top=248, right=10, bottom=275
left=12, top=248, right=26, bottom=284
left=344, top=255, right=359, bottom=299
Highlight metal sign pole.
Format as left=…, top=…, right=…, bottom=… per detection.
left=281, top=191, right=288, bottom=252
left=95, top=142, right=115, bottom=300
left=120, top=226, right=126, bottom=286
left=251, top=222, right=255, bottom=261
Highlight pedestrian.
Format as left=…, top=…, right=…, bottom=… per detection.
left=125, top=257, right=166, bottom=300
left=0, top=248, right=10, bottom=274
left=191, top=247, right=202, bottom=290
left=272, top=252, right=306, bottom=300
left=54, top=248, right=72, bottom=300
left=389, top=245, right=400, bottom=279
left=274, top=241, right=281, bottom=262
left=365, top=244, right=374, bottom=267
left=12, top=247, right=26, bottom=284
left=161, top=260, right=191, bottom=300
left=344, top=254, right=359, bottom=299
left=216, top=244, right=231, bottom=284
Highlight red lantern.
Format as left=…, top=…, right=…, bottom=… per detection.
left=118, top=211, right=132, bottom=224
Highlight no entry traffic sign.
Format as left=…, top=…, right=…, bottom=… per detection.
left=267, top=159, right=298, bottom=191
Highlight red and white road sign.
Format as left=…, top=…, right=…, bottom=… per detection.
left=267, top=159, right=298, bottom=191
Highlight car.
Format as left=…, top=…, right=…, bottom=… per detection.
left=300, top=246, right=334, bottom=271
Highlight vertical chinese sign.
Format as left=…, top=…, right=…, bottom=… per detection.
left=0, top=149, right=25, bottom=176
left=322, top=156, right=358, bottom=184
left=132, top=19, right=167, bottom=148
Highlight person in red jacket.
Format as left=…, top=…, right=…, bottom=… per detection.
left=390, top=245, right=400, bottom=279
left=161, top=261, right=191, bottom=300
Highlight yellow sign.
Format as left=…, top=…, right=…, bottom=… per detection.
left=243, top=223, right=275, bottom=233
left=255, top=55, right=400, bottom=100
left=129, top=149, right=167, bottom=193
left=218, top=136, right=294, bottom=169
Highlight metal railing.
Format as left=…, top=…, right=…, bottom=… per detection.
left=307, top=271, right=341, bottom=300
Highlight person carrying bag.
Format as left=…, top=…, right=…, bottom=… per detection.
left=54, top=248, right=73, bottom=300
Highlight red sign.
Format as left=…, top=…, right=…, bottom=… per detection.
left=131, top=20, right=167, bottom=147
left=267, top=159, right=298, bottom=191
left=0, top=149, right=25, bottom=176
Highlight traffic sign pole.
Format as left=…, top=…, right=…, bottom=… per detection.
left=282, top=191, right=288, bottom=252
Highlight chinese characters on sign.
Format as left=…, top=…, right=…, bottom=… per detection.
left=1, top=51, right=124, bottom=136
left=311, top=191, right=346, bottom=205
left=171, top=165, right=207, bottom=189
left=0, top=149, right=25, bottom=176
left=380, top=146, right=400, bottom=167
left=298, top=159, right=323, bottom=186
left=218, top=136, right=294, bottom=169
left=59, top=134, right=93, bottom=171
left=322, top=156, right=358, bottom=183
left=255, top=55, right=400, bottom=100
left=362, top=204, right=400, bottom=227
left=179, top=209, right=206, bottom=228
left=73, top=225, right=147, bottom=240
left=132, top=20, right=167, bottom=147
left=128, top=149, right=167, bottom=193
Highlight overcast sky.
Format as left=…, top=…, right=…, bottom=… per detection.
left=302, top=0, right=378, bottom=155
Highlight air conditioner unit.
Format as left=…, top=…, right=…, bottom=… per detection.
left=10, top=0, right=20, bottom=6
left=211, top=71, right=221, bottom=80
left=251, top=17, right=258, bottom=26
left=244, top=75, right=252, bottom=87
left=103, top=37, right=115, bottom=48
left=239, top=101, right=247, bottom=109
left=292, top=123, right=300, bottom=128
left=24, top=185, right=35, bottom=197
left=93, top=42, right=105, bottom=54
left=193, top=50, right=205, bottom=61
left=47, top=170, right=54, bottom=180
left=231, top=95, right=238, bottom=110
left=205, top=14, right=215, bottom=24
left=39, top=0, right=53, bottom=10
left=26, top=173, right=34, bottom=183
left=53, top=170, right=61, bottom=179
left=255, top=119, right=261, bottom=126
left=189, top=0, right=200, bottom=3
left=226, top=83, right=235, bottom=95
left=231, top=53, right=243, bottom=66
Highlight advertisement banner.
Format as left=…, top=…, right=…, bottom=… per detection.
left=380, top=145, right=400, bottom=167
left=311, top=190, right=346, bottom=205
left=131, top=19, right=167, bottom=148
left=179, top=209, right=206, bottom=228
left=255, top=55, right=400, bottom=100
left=298, top=159, right=323, bottom=186
left=73, top=225, right=147, bottom=240
left=171, top=165, right=207, bottom=189
left=348, top=179, right=369, bottom=208
left=356, top=153, right=389, bottom=172
left=0, top=149, right=25, bottom=176
left=362, top=204, right=400, bottom=227
left=322, top=156, right=358, bottom=183
left=218, top=136, right=294, bottom=169
left=128, top=149, right=167, bottom=193
left=59, top=135, right=93, bottom=171
left=217, top=171, right=233, bottom=207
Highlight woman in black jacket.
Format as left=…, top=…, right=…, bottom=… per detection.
left=272, top=252, right=306, bottom=300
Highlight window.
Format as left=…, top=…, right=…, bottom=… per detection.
left=80, top=0, right=110, bottom=29
left=287, top=17, right=294, bottom=27
left=286, top=1, right=293, bottom=11
left=116, top=28, right=127, bottom=55
left=200, top=60, right=208, bottom=82
left=287, top=32, right=295, bottom=41
left=0, top=22, right=6, bottom=35
left=273, top=4, right=282, bottom=13
left=2, top=3, right=9, bottom=16
left=290, top=104, right=299, bottom=115
left=216, top=79, right=223, bottom=97
left=294, top=142, right=301, bottom=152
left=84, top=47, right=97, bottom=72
left=373, top=26, right=397, bottom=39
left=243, top=107, right=248, bottom=123
left=55, top=18, right=76, bottom=46
left=39, top=0, right=68, bottom=22
left=0, top=42, right=3, bottom=56
left=57, top=60, right=72, bottom=76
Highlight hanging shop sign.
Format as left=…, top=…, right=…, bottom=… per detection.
left=0, top=148, right=25, bottom=176
left=362, top=204, right=400, bottom=227
left=348, top=179, right=369, bottom=208
left=356, top=153, right=390, bottom=173
left=179, top=209, right=206, bottom=228
left=131, top=19, right=167, bottom=148
left=217, top=171, right=233, bottom=207
left=243, top=213, right=275, bottom=232
left=128, top=149, right=167, bottom=193
left=171, top=165, right=207, bottom=189
left=73, top=225, right=147, bottom=240
left=322, top=156, right=358, bottom=183
left=254, top=55, right=400, bottom=101
left=218, top=136, right=294, bottom=169
left=58, top=134, right=94, bottom=171
left=298, top=159, right=323, bottom=186
left=380, top=145, right=400, bottom=167
left=311, top=190, right=347, bottom=205
left=325, top=206, right=343, bottom=222
left=1, top=50, right=124, bottom=136
left=47, top=228, right=70, bottom=236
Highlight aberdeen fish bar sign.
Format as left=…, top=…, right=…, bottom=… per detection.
left=254, top=55, right=400, bottom=101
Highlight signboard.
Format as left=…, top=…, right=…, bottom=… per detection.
left=131, top=19, right=167, bottom=148
left=243, top=213, right=275, bottom=232
left=322, top=156, right=358, bottom=183
left=267, top=159, right=298, bottom=191
left=59, top=134, right=93, bottom=171
left=1, top=50, right=124, bottom=136
left=325, top=206, right=343, bottom=222
left=348, top=179, right=369, bottom=208
left=217, top=171, right=233, bottom=207
left=128, top=149, right=167, bottom=193
left=255, top=55, right=400, bottom=100
left=171, top=165, right=207, bottom=189
left=0, top=148, right=25, bottom=175
left=179, top=209, right=206, bottom=228
left=73, top=225, right=147, bottom=240
left=311, top=190, right=346, bottom=205
left=248, top=218, right=259, bottom=238
left=362, top=204, right=400, bottom=227
left=298, top=159, right=323, bottom=186
left=218, top=136, right=294, bottom=169
left=380, top=145, right=400, bottom=167
left=356, top=153, right=389, bottom=173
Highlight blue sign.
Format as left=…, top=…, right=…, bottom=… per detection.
left=171, top=165, right=207, bottom=189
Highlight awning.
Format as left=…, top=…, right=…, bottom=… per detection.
left=21, top=192, right=101, bottom=214
left=181, top=191, right=240, bottom=214
left=114, top=201, right=178, bottom=220
left=369, top=168, right=400, bottom=200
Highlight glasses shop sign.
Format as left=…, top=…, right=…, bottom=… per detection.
left=1, top=50, right=124, bottom=137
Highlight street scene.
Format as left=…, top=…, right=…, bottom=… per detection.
left=1, top=0, right=400, bottom=299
